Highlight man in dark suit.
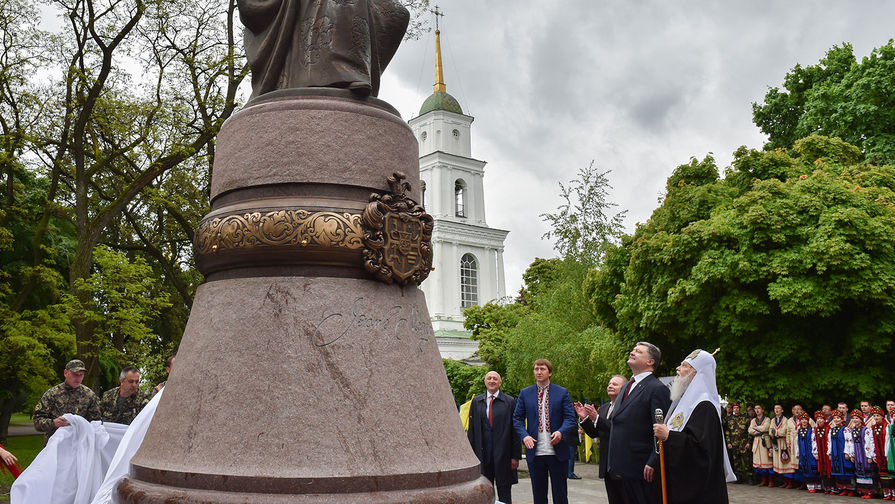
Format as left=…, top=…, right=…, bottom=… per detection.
left=513, top=359, right=577, bottom=504
left=607, top=342, right=671, bottom=504
left=576, top=374, right=628, bottom=504
left=467, top=371, right=521, bottom=504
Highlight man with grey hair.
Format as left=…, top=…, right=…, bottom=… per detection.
left=575, top=374, right=627, bottom=504
left=607, top=342, right=671, bottom=504
left=99, top=366, right=148, bottom=425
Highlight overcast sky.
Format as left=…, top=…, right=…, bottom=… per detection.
left=377, top=0, right=895, bottom=297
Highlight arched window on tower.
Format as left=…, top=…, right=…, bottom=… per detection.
left=420, top=181, right=426, bottom=208
left=460, top=253, right=478, bottom=308
left=455, top=179, right=467, bottom=217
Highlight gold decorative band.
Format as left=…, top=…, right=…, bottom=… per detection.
left=196, top=209, right=364, bottom=255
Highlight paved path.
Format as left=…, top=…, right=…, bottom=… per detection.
left=511, top=460, right=857, bottom=503
left=6, top=422, right=39, bottom=437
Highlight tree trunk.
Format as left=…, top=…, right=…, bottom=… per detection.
left=0, top=394, right=25, bottom=445
left=70, top=237, right=101, bottom=392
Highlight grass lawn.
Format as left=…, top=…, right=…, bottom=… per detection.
left=8, top=414, right=30, bottom=425
left=0, top=435, right=43, bottom=502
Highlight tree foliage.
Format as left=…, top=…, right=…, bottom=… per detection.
left=65, top=245, right=171, bottom=387
left=461, top=162, right=632, bottom=403
left=754, top=40, right=895, bottom=165
left=0, top=0, right=247, bottom=439
left=540, top=161, right=627, bottom=266
left=463, top=299, right=528, bottom=378
left=502, top=258, right=627, bottom=401
left=463, top=257, right=629, bottom=403
left=442, top=358, right=487, bottom=404
left=1, top=0, right=438, bottom=438
left=586, top=135, right=895, bottom=406
left=0, top=0, right=248, bottom=393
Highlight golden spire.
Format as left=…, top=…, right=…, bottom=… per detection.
left=432, top=6, right=446, bottom=93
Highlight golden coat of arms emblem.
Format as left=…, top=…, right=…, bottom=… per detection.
left=670, top=412, right=685, bottom=430
left=362, top=172, right=434, bottom=285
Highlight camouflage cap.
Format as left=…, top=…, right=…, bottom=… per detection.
left=65, top=359, right=86, bottom=372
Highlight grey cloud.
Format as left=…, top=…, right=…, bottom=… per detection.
left=380, top=0, right=895, bottom=293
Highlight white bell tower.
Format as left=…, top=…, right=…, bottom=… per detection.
left=409, top=19, right=509, bottom=360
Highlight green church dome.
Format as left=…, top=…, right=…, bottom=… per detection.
left=419, top=91, right=463, bottom=115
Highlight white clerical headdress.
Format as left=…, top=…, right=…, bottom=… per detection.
left=666, top=349, right=736, bottom=482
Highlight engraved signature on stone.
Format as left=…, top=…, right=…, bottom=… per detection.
left=312, top=297, right=429, bottom=351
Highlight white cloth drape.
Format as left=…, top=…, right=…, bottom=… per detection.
left=89, top=388, right=162, bottom=504
left=11, top=415, right=128, bottom=504
left=11, top=388, right=162, bottom=504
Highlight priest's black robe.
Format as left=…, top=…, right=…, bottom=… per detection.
left=663, top=401, right=729, bottom=504
left=237, top=0, right=409, bottom=97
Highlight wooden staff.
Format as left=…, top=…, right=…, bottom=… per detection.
left=655, top=408, right=668, bottom=504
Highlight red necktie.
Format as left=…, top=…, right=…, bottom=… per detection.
left=488, top=395, right=494, bottom=427
left=622, top=379, right=634, bottom=401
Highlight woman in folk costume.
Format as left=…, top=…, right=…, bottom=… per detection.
left=786, top=407, right=806, bottom=489
left=749, top=404, right=773, bottom=486
left=812, top=411, right=834, bottom=494
left=652, top=349, right=735, bottom=504
left=830, top=409, right=857, bottom=496
left=868, top=406, right=893, bottom=500
left=845, top=410, right=876, bottom=498
left=795, top=412, right=820, bottom=492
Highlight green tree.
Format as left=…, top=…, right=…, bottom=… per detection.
left=502, top=258, right=627, bottom=401
left=463, top=162, right=631, bottom=400
left=463, top=299, right=528, bottom=378
left=11, top=0, right=248, bottom=389
left=64, top=245, right=171, bottom=391
left=588, top=136, right=895, bottom=406
left=753, top=41, right=895, bottom=165
left=540, top=161, right=627, bottom=266
left=442, top=359, right=487, bottom=405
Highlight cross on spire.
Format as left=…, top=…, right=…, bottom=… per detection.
left=431, top=6, right=446, bottom=93
left=431, top=5, right=444, bottom=31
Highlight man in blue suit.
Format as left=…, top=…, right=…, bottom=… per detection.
left=513, top=359, right=577, bottom=504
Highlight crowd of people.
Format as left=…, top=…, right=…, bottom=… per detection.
left=7, top=347, right=893, bottom=504
left=466, top=343, right=734, bottom=504
left=723, top=400, right=895, bottom=499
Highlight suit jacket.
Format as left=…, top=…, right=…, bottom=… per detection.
left=512, top=382, right=577, bottom=462
left=607, top=373, right=671, bottom=479
left=467, top=391, right=521, bottom=484
left=581, top=401, right=614, bottom=478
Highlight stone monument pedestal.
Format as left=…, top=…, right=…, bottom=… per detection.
left=115, top=92, right=492, bottom=503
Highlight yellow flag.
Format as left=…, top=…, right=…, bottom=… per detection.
left=584, top=432, right=594, bottom=462
left=459, top=399, right=472, bottom=432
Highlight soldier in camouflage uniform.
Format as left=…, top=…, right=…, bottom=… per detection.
left=723, top=402, right=752, bottom=483
left=100, top=366, right=149, bottom=425
left=33, top=359, right=101, bottom=442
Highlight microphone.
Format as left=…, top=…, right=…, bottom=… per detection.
left=654, top=408, right=665, bottom=454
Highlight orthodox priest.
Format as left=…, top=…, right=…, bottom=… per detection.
left=653, top=349, right=735, bottom=504
left=236, top=0, right=410, bottom=97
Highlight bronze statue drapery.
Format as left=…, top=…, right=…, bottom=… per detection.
left=237, top=0, right=409, bottom=98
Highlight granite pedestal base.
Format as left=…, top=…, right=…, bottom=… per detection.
left=116, top=92, right=492, bottom=503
